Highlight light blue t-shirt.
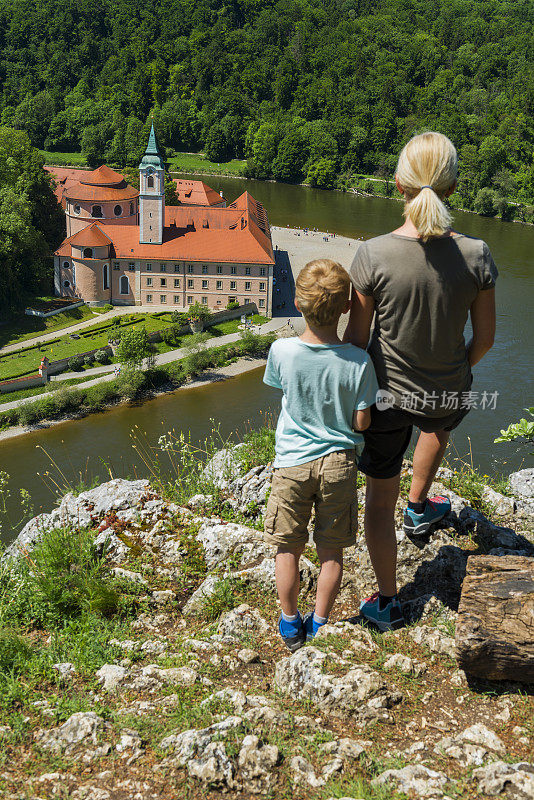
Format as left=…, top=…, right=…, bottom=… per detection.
left=263, top=337, right=379, bottom=468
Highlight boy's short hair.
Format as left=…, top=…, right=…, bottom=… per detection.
left=295, top=259, right=350, bottom=327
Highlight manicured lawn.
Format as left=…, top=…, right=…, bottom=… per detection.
left=40, top=150, right=88, bottom=166
left=168, top=152, right=245, bottom=175
left=0, top=303, right=97, bottom=349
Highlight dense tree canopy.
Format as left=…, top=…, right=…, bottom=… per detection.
left=0, top=0, right=533, bottom=214
left=0, top=127, right=64, bottom=314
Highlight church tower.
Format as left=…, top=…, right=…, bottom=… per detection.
left=139, top=123, right=165, bottom=244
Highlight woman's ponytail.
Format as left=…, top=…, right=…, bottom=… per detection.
left=396, top=132, right=457, bottom=242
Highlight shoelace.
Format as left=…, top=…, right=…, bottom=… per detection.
left=365, top=590, right=380, bottom=603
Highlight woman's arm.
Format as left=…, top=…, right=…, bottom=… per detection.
left=342, top=288, right=375, bottom=349
left=467, top=288, right=496, bottom=367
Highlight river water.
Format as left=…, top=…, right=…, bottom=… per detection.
left=1, top=177, right=532, bottom=543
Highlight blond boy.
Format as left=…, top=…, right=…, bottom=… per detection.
left=263, top=259, right=378, bottom=650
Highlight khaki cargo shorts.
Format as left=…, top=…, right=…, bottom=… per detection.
left=264, top=449, right=358, bottom=549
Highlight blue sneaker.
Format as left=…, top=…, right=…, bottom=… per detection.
left=303, top=611, right=327, bottom=640
left=359, top=592, right=405, bottom=632
left=278, top=612, right=305, bottom=652
left=403, top=495, right=451, bottom=537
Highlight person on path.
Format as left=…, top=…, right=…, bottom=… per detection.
left=344, top=131, right=497, bottom=631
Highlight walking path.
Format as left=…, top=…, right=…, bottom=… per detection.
left=0, top=318, right=286, bottom=414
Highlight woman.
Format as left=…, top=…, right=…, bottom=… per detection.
left=344, top=131, right=497, bottom=631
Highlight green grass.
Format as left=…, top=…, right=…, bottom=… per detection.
left=0, top=303, right=96, bottom=349
left=168, top=151, right=246, bottom=175
left=40, top=150, right=88, bottom=166
left=0, top=374, right=98, bottom=405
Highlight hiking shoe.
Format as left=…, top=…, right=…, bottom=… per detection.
left=303, top=611, right=327, bottom=640
left=359, top=591, right=405, bottom=632
left=278, top=612, right=305, bottom=652
left=403, top=495, right=451, bottom=537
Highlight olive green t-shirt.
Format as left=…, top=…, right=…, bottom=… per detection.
left=349, top=232, right=498, bottom=418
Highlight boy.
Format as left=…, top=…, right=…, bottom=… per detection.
left=263, top=259, right=378, bottom=651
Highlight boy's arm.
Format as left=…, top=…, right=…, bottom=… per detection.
left=352, top=407, right=371, bottom=431
left=263, top=345, right=282, bottom=388
left=343, top=288, right=375, bottom=349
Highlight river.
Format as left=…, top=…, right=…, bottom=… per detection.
left=1, top=177, right=532, bottom=544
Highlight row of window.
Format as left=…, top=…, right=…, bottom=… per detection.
left=111, top=261, right=267, bottom=276
left=144, top=294, right=266, bottom=308
left=145, top=278, right=265, bottom=291
left=71, top=203, right=136, bottom=218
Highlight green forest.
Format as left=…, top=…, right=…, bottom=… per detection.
left=0, top=0, right=533, bottom=220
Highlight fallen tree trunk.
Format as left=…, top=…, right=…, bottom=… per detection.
left=455, top=554, right=534, bottom=683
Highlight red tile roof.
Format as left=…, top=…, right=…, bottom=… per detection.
left=80, top=165, right=125, bottom=186
left=173, top=178, right=226, bottom=207
left=45, top=166, right=138, bottom=203
left=44, top=166, right=94, bottom=205
left=55, top=193, right=274, bottom=264
left=55, top=223, right=112, bottom=255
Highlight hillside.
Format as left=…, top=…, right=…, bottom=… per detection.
left=1, top=437, right=533, bottom=799
left=0, top=0, right=533, bottom=215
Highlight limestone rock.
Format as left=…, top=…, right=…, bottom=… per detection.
left=187, top=741, right=236, bottom=789
left=217, top=604, right=269, bottom=640
left=182, top=575, right=220, bottom=616
left=383, top=653, right=427, bottom=676
left=151, top=589, right=176, bottom=604
left=36, top=712, right=103, bottom=755
left=196, top=521, right=271, bottom=569
left=408, top=625, right=456, bottom=657
left=372, top=764, right=449, bottom=797
left=111, top=567, right=147, bottom=585
left=238, top=734, right=280, bottom=793
left=96, top=664, right=127, bottom=692
left=290, top=755, right=325, bottom=788
left=320, top=738, right=368, bottom=760
left=473, top=760, right=534, bottom=797
left=159, top=716, right=243, bottom=764
left=482, top=486, right=516, bottom=516
left=53, top=662, right=76, bottom=679
left=274, top=646, right=401, bottom=721
left=238, top=648, right=260, bottom=663
left=435, top=724, right=505, bottom=767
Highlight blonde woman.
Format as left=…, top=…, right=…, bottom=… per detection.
left=344, top=131, right=497, bottom=631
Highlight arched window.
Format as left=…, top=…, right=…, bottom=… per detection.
left=103, top=264, right=109, bottom=291
left=114, top=204, right=122, bottom=217
left=130, top=202, right=134, bottom=215
left=147, top=175, right=154, bottom=189
left=73, top=204, right=81, bottom=215
left=83, top=248, right=93, bottom=258
left=120, top=275, right=129, bottom=295
left=92, top=205, right=103, bottom=218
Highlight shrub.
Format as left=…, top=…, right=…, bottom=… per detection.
left=0, top=629, right=33, bottom=675
left=161, top=324, right=181, bottom=346
left=171, top=310, right=189, bottom=325
left=474, top=187, right=497, bottom=216
left=226, top=300, right=240, bottom=310
left=115, top=327, right=152, bottom=370
left=94, top=349, right=109, bottom=364
left=188, top=301, right=212, bottom=321
left=83, top=355, right=93, bottom=367
left=68, top=355, right=84, bottom=371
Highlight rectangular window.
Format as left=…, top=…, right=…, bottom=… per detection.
left=259, top=282, right=266, bottom=291
left=187, top=279, right=194, bottom=288
left=113, top=261, right=120, bottom=270
left=174, top=278, right=180, bottom=288
left=217, top=266, right=223, bottom=274
left=160, top=263, right=166, bottom=272
left=202, top=265, right=208, bottom=274
left=202, top=280, right=208, bottom=289
left=216, top=280, right=223, bottom=290
left=174, top=295, right=180, bottom=304
left=201, top=296, right=208, bottom=304
left=260, top=267, right=266, bottom=276
left=147, top=294, right=153, bottom=303
left=231, top=266, right=237, bottom=275
left=160, top=295, right=167, bottom=304
left=245, top=267, right=251, bottom=275
left=259, top=299, right=265, bottom=308
left=174, top=264, right=180, bottom=272
left=128, top=262, right=135, bottom=272
left=217, top=299, right=221, bottom=304
left=228, top=296, right=236, bottom=305
left=230, top=281, right=236, bottom=290
left=188, top=265, right=194, bottom=273
left=187, top=295, right=193, bottom=304
left=245, top=281, right=251, bottom=291
left=244, top=297, right=250, bottom=304
left=161, top=278, right=166, bottom=287
left=146, top=263, right=152, bottom=271
left=146, top=277, right=153, bottom=287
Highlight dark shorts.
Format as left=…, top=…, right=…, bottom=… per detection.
left=358, top=405, right=470, bottom=480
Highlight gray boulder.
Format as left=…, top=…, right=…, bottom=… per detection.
left=35, top=712, right=104, bottom=755
left=473, top=760, right=534, bottom=797
left=372, top=764, right=449, bottom=797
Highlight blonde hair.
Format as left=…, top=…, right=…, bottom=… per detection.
left=295, top=259, right=350, bottom=327
left=396, top=131, right=457, bottom=241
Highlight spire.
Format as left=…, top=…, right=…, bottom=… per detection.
left=139, top=122, right=164, bottom=170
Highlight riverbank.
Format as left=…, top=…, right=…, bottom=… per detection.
left=1, top=432, right=533, bottom=798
